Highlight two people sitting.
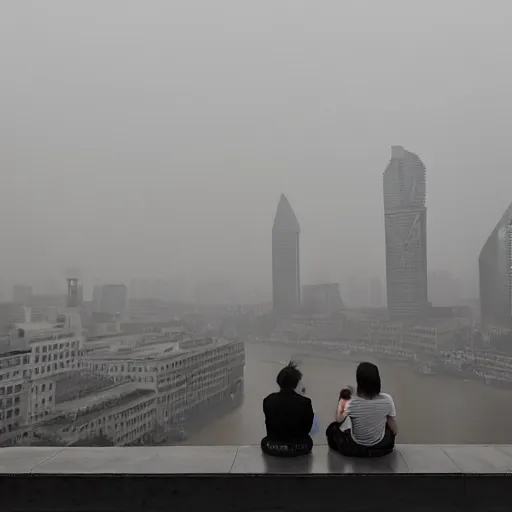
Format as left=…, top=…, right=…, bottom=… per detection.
left=262, top=360, right=398, bottom=458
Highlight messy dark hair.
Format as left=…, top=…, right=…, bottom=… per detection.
left=276, top=360, right=302, bottom=391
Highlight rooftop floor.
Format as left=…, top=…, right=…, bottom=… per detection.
left=3, top=444, right=512, bottom=474
left=3, top=446, right=512, bottom=511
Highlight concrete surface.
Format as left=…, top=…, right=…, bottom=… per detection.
left=2, top=445, right=512, bottom=511
left=2, top=444, right=512, bottom=473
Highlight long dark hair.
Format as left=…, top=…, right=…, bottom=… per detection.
left=356, top=362, right=381, bottom=398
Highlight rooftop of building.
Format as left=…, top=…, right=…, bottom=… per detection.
left=2, top=445, right=512, bottom=511
left=15, top=321, right=58, bottom=332
left=54, top=381, right=140, bottom=413
left=38, top=382, right=154, bottom=429
left=40, top=388, right=155, bottom=430
left=13, top=320, right=82, bottom=341
left=83, top=335, right=233, bottom=361
left=4, top=444, right=512, bottom=474
left=84, top=332, right=157, bottom=347
left=0, top=348, right=31, bottom=359
left=85, top=339, right=180, bottom=361
left=54, top=373, right=119, bottom=405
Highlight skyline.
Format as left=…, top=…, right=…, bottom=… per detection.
left=0, top=166, right=492, bottom=305
left=3, top=1, right=512, bottom=300
left=0, top=170, right=491, bottom=306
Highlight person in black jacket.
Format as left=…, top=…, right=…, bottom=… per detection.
left=261, top=361, right=314, bottom=457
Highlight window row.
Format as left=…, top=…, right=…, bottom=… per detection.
left=34, top=340, right=80, bottom=353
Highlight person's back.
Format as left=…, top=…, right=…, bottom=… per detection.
left=346, top=393, right=395, bottom=446
left=261, top=361, right=314, bottom=457
left=263, top=390, right=313, bottom=441
left=326, top=362, right=398, bottom=457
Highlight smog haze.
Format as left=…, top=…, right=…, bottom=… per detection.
left=2, top=0, right=511, bottom=301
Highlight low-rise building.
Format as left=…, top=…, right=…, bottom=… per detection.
left=35, top=381, right=157, bottom=446
left=369, top=320, right=403, bottom=349
left=279, top=316, right=344, bottom=341
left=79, top=333, right=245, bottom=442
left=13, top=309, right=85, bottom=424
left=401, top=321, right=458, bottom=355
left=0, top=348, right=31, bottom=444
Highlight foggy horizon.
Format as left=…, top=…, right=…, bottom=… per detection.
left=3, top=1, right=512, bottom=300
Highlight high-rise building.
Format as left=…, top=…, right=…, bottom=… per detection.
left=383, top=146, right=428, bottom=318
left=272, top=194, right=301, bottom=317
left=479, top=202, right=512, bottom=329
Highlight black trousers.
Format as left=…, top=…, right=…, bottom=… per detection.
left=326, top=422, right=395, bottom=458
left=261, top=436, right=313, bottom=457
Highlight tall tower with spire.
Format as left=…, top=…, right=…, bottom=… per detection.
left=272, top=194, right=301, bottom=317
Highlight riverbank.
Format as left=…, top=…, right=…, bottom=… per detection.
left=184, top=341, right=512, bottom=445
left=246, top=338, right=512, bottom=389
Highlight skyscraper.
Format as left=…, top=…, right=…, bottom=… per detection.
left=479, top=202, right=512, bottom=329
left=272, top=194, right=301, bottom=317
left=383, top=146, right=428, bottom=318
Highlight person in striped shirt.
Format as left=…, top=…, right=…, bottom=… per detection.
left=326, top=362, right=398, bottom=457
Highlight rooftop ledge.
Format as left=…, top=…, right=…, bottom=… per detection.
left=3, top=444, right=512, bottom=474
left=2, top=446, right=512, bottom=511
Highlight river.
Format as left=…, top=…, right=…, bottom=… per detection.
left=184, top=341, right=512, bottom=445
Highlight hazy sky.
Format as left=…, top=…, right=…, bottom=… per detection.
left=2, top=1, right=511, bottom=298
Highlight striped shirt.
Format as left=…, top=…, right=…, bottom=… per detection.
left=346, top=393, right=396, bottom=446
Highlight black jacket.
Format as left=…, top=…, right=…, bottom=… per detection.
left=263, top=389, right=314, bottom=441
